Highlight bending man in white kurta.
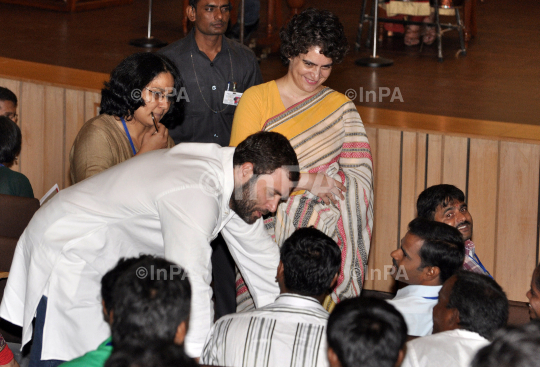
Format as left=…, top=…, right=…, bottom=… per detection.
left=0, top=132, right=299, bottom=363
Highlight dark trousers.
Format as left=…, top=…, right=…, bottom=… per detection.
left=29, top=296, right=65, bottom=367
left=211, top=234, right=237, bottom=320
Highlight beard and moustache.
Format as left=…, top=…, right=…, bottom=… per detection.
left=229, top=176, right=270, bottom=225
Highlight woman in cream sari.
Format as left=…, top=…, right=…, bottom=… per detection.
left=230, top=8, right=374, bottom=311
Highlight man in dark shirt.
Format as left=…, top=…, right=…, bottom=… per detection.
left=159, top=0, right=263, bottom=319
left=160, top=0, right=262, bottom=146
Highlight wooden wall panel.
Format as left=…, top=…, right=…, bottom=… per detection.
left=495, top=142, right=540, bottom=301
left=364, top=127, right=377, bottom=290
left=19, top=82, right=45, bottom=198
left=84, top=91, right=101, bottom=121
left=400, top=131, right=419, bottom=239
left=0, top=78, right=20, bottom=101
left=426, top=134, right=443, bottom=187
left=442, top=136, right=468, bottom=193
left=467, top=139, right=499, bottom=276
left=415, top=133, right=427, bottom=200
left=43, top=86, right=65, bottom=193
left=367, top=129, right=401, bottom=292
left=65, top=90, right=86, bottom=186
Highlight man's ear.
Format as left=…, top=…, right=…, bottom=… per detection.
left=173, top=320, right=188, bottom=345
left=102, top=300, right=113, bottom=324
left=327, top=347, right=341, bottom=367
left=449, top=308, right=461, bottom=329
left=277, top=261, right=285, bottom=282
left=394, top=346, right=406, bottom=367
left=240, top=162, right=254, bottom=181
left=329, top=273, right=339, bottom=291
left=423, top=266, right=441, bottom=283
left=186, top=4, right=196, bottom=22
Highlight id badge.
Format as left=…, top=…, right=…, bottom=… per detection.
left=223, top=91, right=243, bottom=106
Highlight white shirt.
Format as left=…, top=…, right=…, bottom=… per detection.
left=0, top=143, right=280, bottom=360
left=201, top=294, right=330, bottom=367
left=401, top=329, right=490, bottom=367
left=386, top=285, right=442, bottom=336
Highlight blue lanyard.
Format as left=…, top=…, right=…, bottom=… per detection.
left=468, top=253, right=492, bottom=278
left=121, top=118, right=137, bottom=155
left=423, top=296, right=438, bottom=300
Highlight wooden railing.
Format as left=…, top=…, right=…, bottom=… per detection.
left=1, top=57, right=537, bottom=302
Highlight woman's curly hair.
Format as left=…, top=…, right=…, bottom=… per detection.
left=279, top=8, right=349, bottom=65
left=100, top=52, right=183, bottom=125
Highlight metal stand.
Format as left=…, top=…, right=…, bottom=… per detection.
left=129, top=0, right=167, bottom=48
left=355, top=0, right=393, bottom=67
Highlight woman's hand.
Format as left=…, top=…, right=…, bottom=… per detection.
left=297, top=172, right=346, bottom=205
left=137, top=123, right=169, bottom=155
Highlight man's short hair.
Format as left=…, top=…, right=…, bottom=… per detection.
left=447, top=271, right=508, bottom=340
left=101, top=255, right=154, bottom=313
left=0, top=116, right=21, bottom=164
left=533, top=262, right=540, bottom=291
left=408, top=217, right=465, bottom=283
left=471, top=320, right=540, bottom=367
left=280, top=227, right=341, bottom=297
left=0, top=87, right=17, bottom=105
left=105, top=343, right=198, bottom=367
left=111, top=257, right=191, bottom=348
left=233, top=131, right=300, bottom=183
left=327, top=297, right=407, bottom=367
left=417, top=184, right=466, bottom=220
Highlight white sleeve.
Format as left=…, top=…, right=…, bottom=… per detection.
left=221, top=214, right=280, bottom=308
left=157, top=188, right=219, bottom=358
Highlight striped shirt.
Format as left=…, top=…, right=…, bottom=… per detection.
left=201, top=294, right=329, bottom=367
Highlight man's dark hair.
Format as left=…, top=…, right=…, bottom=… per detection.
left=105, top=343, right=198, bottom=367
left=0, top=87, right=17, bottom=105
left=471, top=321, right=540, bottom=367
left=533, top=262, right=540, bottom=292
left=101, top=255, right=154, bottom=314
left=447, top=271, right=508, bottom=340
left=280, top=227, right=341, bottom=296
left=327, top=297, right=407, bottom=367
left=233, top=131, right=300, bottom=183
left=279, top=8, right=349, bottom=65
left=0, top=115, right=21, bottom=164
left=408, top=217, right=465, bottom=283
left=111, top=257, right=191, bottom=348
left=100, top=52, right=183, bottom=126
left=417, top=184, right=466, bottom=220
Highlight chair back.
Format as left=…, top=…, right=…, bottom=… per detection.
left=440, top=0, right=465, bottom=8
left=0, top=194, right=40, bottom=238
left=0, top=235, right=22, bottom=343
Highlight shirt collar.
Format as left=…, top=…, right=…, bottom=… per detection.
left=439, top=329, right=488, bottom=341
left=274, top=294, right=327, bottom=312
left=395, top=284, right=442, bottom=299
left=188, top=29, right=229, bottom=58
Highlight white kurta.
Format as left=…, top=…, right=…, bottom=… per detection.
left=386, top=285, right=442, bottom=336
left=0, top=143, right=280, bottom=360
left=401, top=329, right=489, bottom=367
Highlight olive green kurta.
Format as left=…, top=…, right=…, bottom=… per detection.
left=69, top=114, right=174, bottom=184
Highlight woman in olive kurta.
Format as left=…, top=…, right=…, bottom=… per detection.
left=69, top=53, right=182, bottom=184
